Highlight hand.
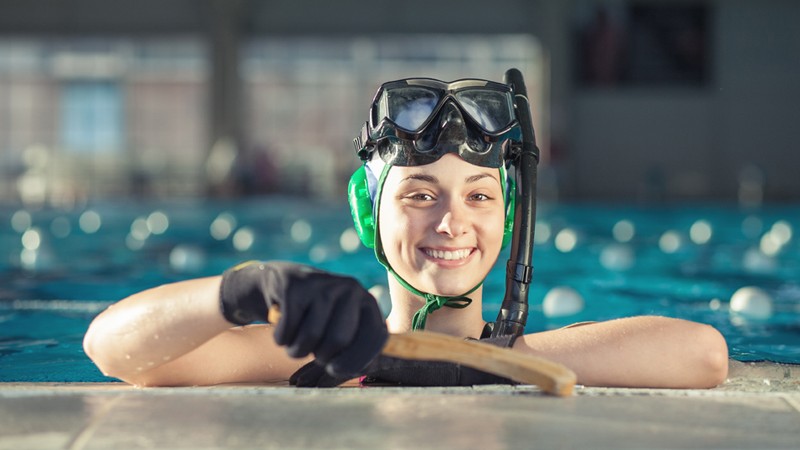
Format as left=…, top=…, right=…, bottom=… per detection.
left=290, top=334, right=518, bottom=387
left=219, top=261, right=388, bottom=378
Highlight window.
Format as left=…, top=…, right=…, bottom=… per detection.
left=60, top=81, right=123, bottom=154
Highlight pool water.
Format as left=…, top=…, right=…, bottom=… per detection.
left=2, top=198, right=799, bottom=382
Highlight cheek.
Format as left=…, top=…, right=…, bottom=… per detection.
left=378, top=201, right=404, bottom=249
left=379, top=203, right=418, bottom=246
left=481, top=209, right=507, bottom=251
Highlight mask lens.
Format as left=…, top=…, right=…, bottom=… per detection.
left=380, top=87, right=440, bottom=131
left=455, top=90, right=513, bottom=132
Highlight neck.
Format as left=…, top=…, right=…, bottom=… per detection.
left=384, top=276, right=485, bottom=339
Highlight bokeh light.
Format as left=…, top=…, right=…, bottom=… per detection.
left=79, top=210, right=102, bottom=234
left=612, top=220, right=635, bottom=243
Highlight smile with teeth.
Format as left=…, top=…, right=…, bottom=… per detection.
left=423, top=248, right=473, bottom=261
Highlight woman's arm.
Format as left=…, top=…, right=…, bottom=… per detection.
left=83, top=276, right=307, bottom=386
left=515, top=316, right=729, bottom=389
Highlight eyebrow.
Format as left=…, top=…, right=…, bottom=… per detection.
left=400, top=172, right=499, bottom=185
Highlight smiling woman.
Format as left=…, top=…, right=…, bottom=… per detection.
left=83, top=71, right=729, bottom=390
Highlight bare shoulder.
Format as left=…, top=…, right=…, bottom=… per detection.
left=127, top=324, right=311, bottom=387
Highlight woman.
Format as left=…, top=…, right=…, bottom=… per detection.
left=84, top=75, right=729, bottom=389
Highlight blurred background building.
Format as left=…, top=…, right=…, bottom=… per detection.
left=0, top=0, right=797, bottom=206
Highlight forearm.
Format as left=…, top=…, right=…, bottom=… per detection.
left=83, top=276, right=233, bottom=380
left=516, top=316, right=729, bottom=389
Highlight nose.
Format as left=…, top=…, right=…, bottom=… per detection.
left=435, top=197, right=468, bottom=237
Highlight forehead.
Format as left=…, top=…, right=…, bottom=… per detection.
left=383, top=154, right=501, bottom=187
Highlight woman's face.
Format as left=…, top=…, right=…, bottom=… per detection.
left=378, top=153, right=506, bottom=296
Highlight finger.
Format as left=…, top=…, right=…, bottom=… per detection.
left=289, top=360, right=326, bottom=387
left=311, top=285, right=362, bottom=363
left=272, top=302, right=306, bottom=348
left=284, top=293, right=337, bottom=358
left=325, top=301, right=388, bottom=378
left=271, top=272, right=325, bottom=349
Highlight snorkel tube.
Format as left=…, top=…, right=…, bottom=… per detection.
left=492, top=68, right=540, bottom=338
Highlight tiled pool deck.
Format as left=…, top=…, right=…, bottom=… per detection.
left=1, top=361, right=798, bottom=450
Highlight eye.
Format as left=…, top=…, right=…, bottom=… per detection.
left=469, top=192, right=492, bottom=202
left=403, top=192, right=435, bottom=202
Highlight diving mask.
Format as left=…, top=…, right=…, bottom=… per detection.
left=354, top=78, right=522, bottom=168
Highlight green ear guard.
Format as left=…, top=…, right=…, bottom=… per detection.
left=347, top=164, right=515, bottom=250
left=347, top=166, right=377, bottom=248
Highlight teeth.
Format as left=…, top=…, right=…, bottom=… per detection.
left=425, top=248, right=471, bottom=261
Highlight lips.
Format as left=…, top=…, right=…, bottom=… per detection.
left=423, top=248, right=473, bottom=261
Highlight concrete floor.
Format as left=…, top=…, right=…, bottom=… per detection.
left=1, top=361, right=798, bottom=450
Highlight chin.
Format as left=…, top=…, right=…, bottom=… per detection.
left=422, top=279, right=480, bottom=297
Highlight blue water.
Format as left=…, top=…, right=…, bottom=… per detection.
left=1, top=198, right=799, bottom=382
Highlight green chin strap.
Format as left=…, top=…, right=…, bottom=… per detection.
left=372, top=164, right=482, bottom=330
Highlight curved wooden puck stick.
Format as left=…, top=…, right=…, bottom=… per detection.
left=268, top=305, right=576, bottom=396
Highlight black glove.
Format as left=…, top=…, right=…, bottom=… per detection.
left=219, top=261, right=388, bottom=378
left=290, top=334, right=518, bottom=387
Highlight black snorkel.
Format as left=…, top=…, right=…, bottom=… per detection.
left=492, top=68, right=540, bottom=338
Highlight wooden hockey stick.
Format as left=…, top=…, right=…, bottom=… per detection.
left=269, top=306, right=576, bottom=396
